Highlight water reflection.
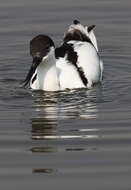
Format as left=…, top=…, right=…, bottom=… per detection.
left=32, top=118, right=57, bottom=140
left=31, top=87, right=101, bottom=142
left=33, top=168, right=57, bottom=174
left=32, top=86, right=102, bottom=119
left=31, top=88, right=101, bottom=173
left=30, top=147, right=57, bottom=153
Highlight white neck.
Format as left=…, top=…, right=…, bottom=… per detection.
left=31, top=49, right=60, bottom=91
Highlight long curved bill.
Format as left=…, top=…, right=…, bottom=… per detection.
left=22, top=57, right=42, bottom=87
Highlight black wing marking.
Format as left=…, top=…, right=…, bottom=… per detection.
left=55, top=43, right=88, bottom=86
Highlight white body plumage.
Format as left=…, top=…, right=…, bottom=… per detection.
left=56, top=40, right=102, bottom=90
left=24, top=20, right=103, bottom=91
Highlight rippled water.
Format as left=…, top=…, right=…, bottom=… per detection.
left=0, top=0, right=131, bottom=189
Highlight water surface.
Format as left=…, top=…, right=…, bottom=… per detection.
left=0, top=0, right=131, bottom=189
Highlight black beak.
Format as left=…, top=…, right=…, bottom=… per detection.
left=22, top=56, right=42, bottom=87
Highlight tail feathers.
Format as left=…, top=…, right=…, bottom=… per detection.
left=89, top=30, right=98, bottom=51
left=86, top=25, right=98, bottom=51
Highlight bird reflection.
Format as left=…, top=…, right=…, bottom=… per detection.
left=30, top=146, right=57, bottom=153
left=31, top=87, right=102, bottom=174
left=32, top=118, right=57, bottom=140
left=33, top=168, right=57, bottom=174
left=31, top=91, right=58, bottom=141
left=31, top=87, right=101, bottom=142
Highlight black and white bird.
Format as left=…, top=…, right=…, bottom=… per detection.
left=23, top=20, right=103, bottom=91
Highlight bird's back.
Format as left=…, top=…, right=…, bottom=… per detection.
left=56, top=40, right=101, bottom=90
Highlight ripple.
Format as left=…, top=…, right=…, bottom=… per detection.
left=32, top=134, right=99, bottom=140
left=32, top=168, right=57, bottom=174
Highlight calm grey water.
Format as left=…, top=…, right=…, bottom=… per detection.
left=0, top=0, right=131, bottom=189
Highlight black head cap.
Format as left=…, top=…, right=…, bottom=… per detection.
left=30, top=35, right=55, bottom=58
left=73, top=20, right=80, bottom=25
